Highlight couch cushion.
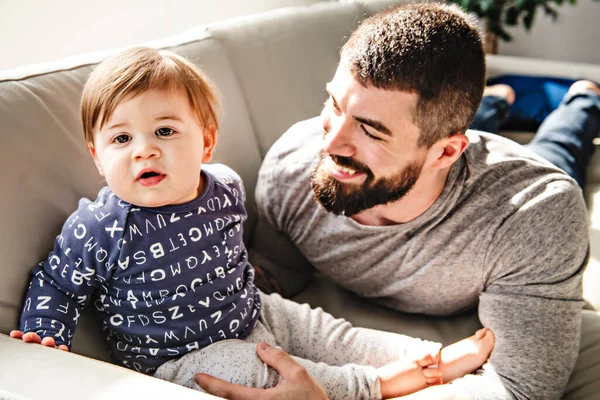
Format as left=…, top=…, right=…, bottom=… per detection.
left=207, top=2, right=363, bottom=156
left=0, top=62, right=106, bottom=355
left=0, top=32, right=262, bottom=361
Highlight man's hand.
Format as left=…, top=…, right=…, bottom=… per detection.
left=194, top=342, right=328, bottom=400
left=9, top=330, right=69, bottom=351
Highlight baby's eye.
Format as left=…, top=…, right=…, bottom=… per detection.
left=114, top=134, right=131, bottom=144
left=156, top=127, right=174, bottom=137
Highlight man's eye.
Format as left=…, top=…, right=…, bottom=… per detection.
left=114, top=134, right=131, bottom=144
left=361, top=125, right=382, bottom=141
left=156, top=127, right=174, bottom=137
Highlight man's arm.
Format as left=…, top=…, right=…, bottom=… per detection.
left=249, top=218, right=316, bottom=297
left=250, top=120, right=322, bottom=297
left=451, top=178, right=588, bottom=399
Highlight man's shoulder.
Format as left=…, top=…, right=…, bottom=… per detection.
left=466, top=129, right=556, bottom=167
left=264, top=117, right=322, bottom=167
left=254, top=118, right=322, bottom=218
left=464, top=130, right=578, bottom=189
left=259, top=117, right=321, bottom=186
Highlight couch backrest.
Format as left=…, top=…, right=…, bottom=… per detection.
left=207, top=2, right=363, bottom=156
left=0, top=0, right=404, bottom=358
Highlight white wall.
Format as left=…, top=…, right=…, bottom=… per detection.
left=0, top=0, right=316, bottom=71
left=498, top=0, right=600, bottom=65
left=2, top=0, right=599, bottom=71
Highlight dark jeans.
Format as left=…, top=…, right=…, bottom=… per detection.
left=471, top=91, right=600, bottom=189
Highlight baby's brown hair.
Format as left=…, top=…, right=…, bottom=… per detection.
left=81, top=47, right=219, bottom=145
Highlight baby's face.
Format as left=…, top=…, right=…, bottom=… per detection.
left=89, top=88, right=215, bottom=207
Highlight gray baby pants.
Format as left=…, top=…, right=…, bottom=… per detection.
left=154, top=292, right=440, bottom=400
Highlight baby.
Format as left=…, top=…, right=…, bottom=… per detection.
left=11, top=47, right=494, bottom=399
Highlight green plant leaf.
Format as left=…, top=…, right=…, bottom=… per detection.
left=523, top=8, right=537, bottom=29
left=543, top=4, right=558, bottom=17
left=453, top=0, right=583, bottom=42
left=504, top=6, right=519, bottom=25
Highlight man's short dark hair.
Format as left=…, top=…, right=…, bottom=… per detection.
left=341, top=2, right=485, bottom=148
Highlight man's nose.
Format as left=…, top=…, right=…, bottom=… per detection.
left=322, top=114, right=355, bottom=157
left=132, top=137, right=161, bottom=160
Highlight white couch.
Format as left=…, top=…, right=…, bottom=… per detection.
left=1, top=1, right=599, bottom=399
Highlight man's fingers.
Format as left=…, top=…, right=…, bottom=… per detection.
left=195, top=373, right=268, bottom=400
left=22, top=332, right=42, bottom=344
left=255, top=342, right=304, bottom=380
left=57, top=344, right=70, bottom=351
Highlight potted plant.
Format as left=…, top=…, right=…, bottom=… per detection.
left=449, top=0, right=581, bottom=54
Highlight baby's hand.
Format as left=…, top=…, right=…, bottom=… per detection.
left=378, top=349, right=443, bottom=398
left=9, top=330, right=69, bottom=351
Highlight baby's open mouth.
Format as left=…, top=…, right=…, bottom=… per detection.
left=140, top=171, right=160, bottom=179
left=137, top=169, right=166, bottom=186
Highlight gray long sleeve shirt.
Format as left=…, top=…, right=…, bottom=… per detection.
left=252, top=117, right=589, bottom=400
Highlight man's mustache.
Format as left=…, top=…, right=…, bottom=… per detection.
left=319, top=130, right=370, bottom=174
left=328, top=153, right=369, bottom=174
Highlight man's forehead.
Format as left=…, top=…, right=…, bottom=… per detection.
left=329, top=63, right=417, bottom=99
left=327, top=69, right=418, bottom=114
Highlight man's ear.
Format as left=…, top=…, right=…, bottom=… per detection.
left=202, top=126, right=218, bottom=163
left=88, top=144, right=104, bottom=176
left=426, top=133, right=469, bottom=170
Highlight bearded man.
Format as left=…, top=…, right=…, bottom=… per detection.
left=229, top=3, right=592, bottom=399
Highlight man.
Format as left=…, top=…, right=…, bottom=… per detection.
left=202, top=3, right=595, bottom=399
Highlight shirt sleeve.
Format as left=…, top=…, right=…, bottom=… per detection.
left=19, top=192, right=122, bottom=348
left=451, top=178, right=588, bottom=400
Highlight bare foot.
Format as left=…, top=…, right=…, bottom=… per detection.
left=378, top=348, right=443, bottom=398
left=484, top=84, right=515, bottom=105
left=568, top=80, right=600, bottom=97
left=438, top=328, right=495, bottom=383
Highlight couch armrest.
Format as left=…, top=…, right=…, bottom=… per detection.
left=0, top=334, right=217, bottom=400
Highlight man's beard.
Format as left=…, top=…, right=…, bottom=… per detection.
left=310, top=150, right=423, bottom=216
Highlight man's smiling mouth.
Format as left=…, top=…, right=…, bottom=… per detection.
left=331, top=163, right=357, bottom=175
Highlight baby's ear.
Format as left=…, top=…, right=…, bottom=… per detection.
left=202, top=126, right=218, bottom=163
left=88, top=144, right=104, bottom=176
